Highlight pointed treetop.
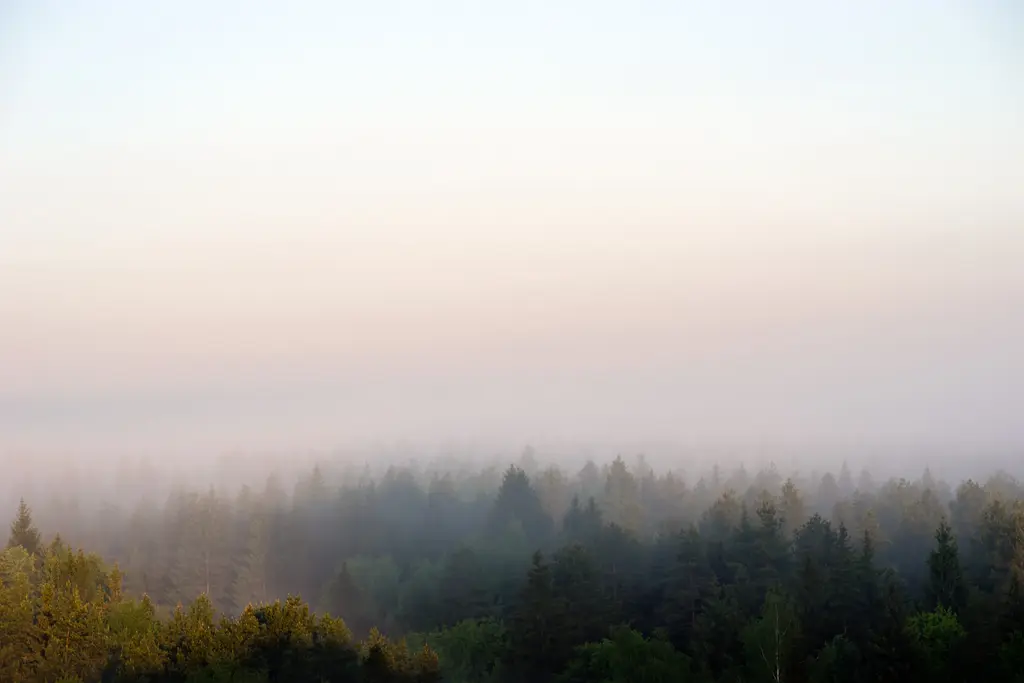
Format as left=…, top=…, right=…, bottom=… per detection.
left=7, top=498, right=42, bottom=556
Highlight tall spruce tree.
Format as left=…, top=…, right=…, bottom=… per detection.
left=927, top=520, right=968, bottom=615
left=507, top=551, right=567, bottom=680
left=6, top=499, right=41, bottom=556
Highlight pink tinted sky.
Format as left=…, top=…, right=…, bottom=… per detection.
left=1, top=1, right=1023, bottom=455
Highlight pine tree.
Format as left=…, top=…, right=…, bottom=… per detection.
left=658, top=526, right=715, bottom=651
left=6, top=499, right=41, bottom=556
left=868, top=575, right=915, bottom=683
left=828, top=522, right=859, bottom=637
left=701, top=491, right=742, bottom=542
left=165, top=489, right=233, bottom=609
left=927, top=521, right=968, bottom=615
left=838, top=461, right=854, bottom=497
left=691, top=581, right=745, bottom=678
left=551, top=543, right=608, bottom=648
left=817, top=473, right=841, bottom=515
left=0, top=546, right=38, bottom=682
left=979, top=499, right=1017, bottom=594
left=779, top=479, right=806, bottom=539
left=603, top=456, right=643, bottom=535
left=321, top=561, right=371, bottom=635
left=34, top=579, right=109, bottom=682
left=231, top=509, right=269, bottom=611
left=488, top=465, right=553, bottom=543
left=563, top=496, right=604, bottom=545
left=105, top=594, right=166, bottom=678
left=507, top=551, right=567, bottom=680
left=1012, top=502, right=1024, bottom=588
left=857, top=468, right=875, bottom=494
left=536, top=467, right=571, bottom=526
left=753, top=498, right=791, bottom=599
left=851, top=528, right=883, bottom=651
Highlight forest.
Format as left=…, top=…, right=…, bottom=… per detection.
left=3, top=452, right=1024, bottom=682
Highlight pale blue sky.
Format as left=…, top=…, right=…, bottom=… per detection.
left=1, top=2, right=1023, bottom=456
left=3, top=2, right=1021, bottom=149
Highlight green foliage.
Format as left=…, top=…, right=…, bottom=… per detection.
left=506, top=551, right=569, bottom=679
left=488, top=465, right=554, bottom=543
left=230, top=508, right=269, bottom=612
left=35, top=580, right=109, bottom=682
left=602, top=456, right=644, bottom=535
left=808, top=635, right=862, bottom=683
left=559, top=627, right=694, bottom=683
left=926, top=520, right=968, bottom=614
left=905, top=605, right=967, bottom=682
left=741, top=589, right=800, bottom=683
left=408, top=617, right=508, bottom=683
left=0, top=547, right=37, bottom=682
left=319, top=561, right=371, bottom=635
left=396, top=559, right=443, bottom=631
left=5, top=459, right=1024, bottom=682
left=345, top=554, right=401, bottom=630
left=1000, top=630, right=1024, bottom=682
left=106, top=596, right=166, bottom=677
left=0, top=536, right=438, bottom=682
left=690, top=582, right=744, bottom=678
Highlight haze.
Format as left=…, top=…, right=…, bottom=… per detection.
left=2, top=2, right=1023, bottom=473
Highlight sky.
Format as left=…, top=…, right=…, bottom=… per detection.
left=1, top=1, right=1023, bottom=460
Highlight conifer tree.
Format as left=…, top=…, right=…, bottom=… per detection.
left=0, top=546, right=38, bottom=682
left=780, top=478, right=806, bottom=539
left=927, top=520, right=968, bottom=615
left=231, top=509, right=269, bottom=611
left=603, top=456, right=643, bottom=534
left=507, top=551, right=566, bottom=680
left=35, top=579, right=109, bottom=682
left=829, top=523, right=859, bottom=635
left=6, top=499, right=41, bottom=556
left=658, top=526, right=715, bottom=651
left=551, top=543, right=608, bottom=649
left=488, top=465, right=553, bottom=543
left=838, top=461, right=855, bottom=497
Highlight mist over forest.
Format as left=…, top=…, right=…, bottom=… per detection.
left=4, top=444, right=1024, bottom=681
left=4, top=438, right=1022, bottom=521
left=4, top=1, right=1024, bottom=681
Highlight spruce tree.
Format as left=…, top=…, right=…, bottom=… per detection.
left=552, top=543, right=608, bottom=648
left=6, top=499, right=41, bottom=556
left=231, top=511, right=269, bottom=611
left=780, top=478, right=806, bottom=539
left=34, top=580, right=108, bottom=682
left=507, top=551, right=566, bottom=680
left=0, top=545, right=38, bottom=681
left=488, top=465, right=553, bottom=543
left=927, top=520, right=968, bottom=615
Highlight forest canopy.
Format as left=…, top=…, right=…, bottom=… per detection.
left=3, top=454, right=1024, bottom=682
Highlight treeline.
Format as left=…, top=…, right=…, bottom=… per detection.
left=0, top=513, right=440, bottom=682
left=4, top=454, right=1024, bottom=681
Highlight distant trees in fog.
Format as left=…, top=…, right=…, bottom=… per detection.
left=4, top=452, right=1024, bottom=681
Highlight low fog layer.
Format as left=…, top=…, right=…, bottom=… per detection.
left=3, top=230, right=1023, bottom=463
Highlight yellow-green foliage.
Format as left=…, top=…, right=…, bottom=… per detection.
left=0, top=543, right=439, bottom=682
